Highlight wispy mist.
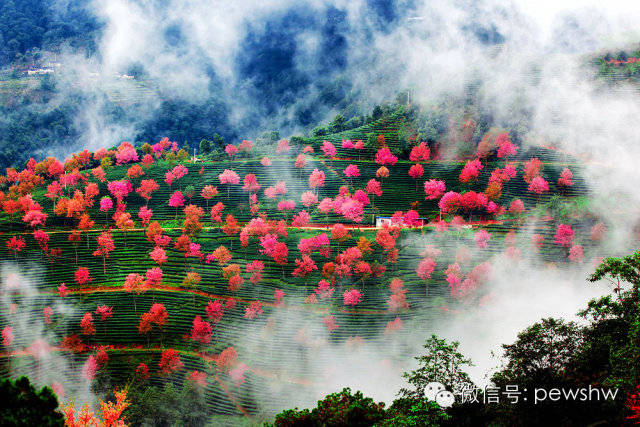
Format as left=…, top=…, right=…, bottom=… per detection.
left=8, top=0, right=640, bottom=415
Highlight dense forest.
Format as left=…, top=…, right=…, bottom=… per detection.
left=0, top=0, right=100, bottom=65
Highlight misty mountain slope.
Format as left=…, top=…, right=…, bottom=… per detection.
left=1, top=1, right=640, bottom=424
left=0, top=132, right=612, bottom=423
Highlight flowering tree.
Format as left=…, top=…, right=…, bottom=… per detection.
left=81, top=355, right=98, bottom=381
left=57, top=282, right=69, bottom=297
left=375, top=147, right=398, bottom=166
left=301, top=191, right=319, bottom=207
left=408, top=164, right=424, bottom=190
left=590, top=222, right=606, bottom=241
left=138, top=206, right=153, bottom=225
left=410, top=143, right=430, bottom=162
left=168, top=190, right=185, bottom=218
left=416, top=258, right=437, bottom=296
left=95, top=305, right=113, bottom=322
left=149, top=246, right=168, bottom=266
left=74, top=267, right=93, bottom=286
left=343, top=289, right=363, bottom=306
left=159, top=349, right=183, bottom=374
left=138, top=303, right=168, bottom=338
left=277, top=139, right=291, bottom=153
left=323, top=315, right=338, bottom=332
left=376, top=166, right=389, bottom=179
left=145, top=267, right=163, bottom=287
left=558, top=168, right=573, bottom=187
left=438, top=191, right=461, bottom=216
left=218, top=169, right=240, bottom=198
left=474, top=229, right=491, bottom=249
left=93, top=231, right=115, bottom=274
left=99, top=197, right=113, bottom=222
left=259, top=234, right=288, bottom=266
left=343, top=164, right=360, bottom=187
left=568, top=244, right=584, bottom=263
left=531, top=234, right=544, bottom=252
left=292, top=255, right=318, bottom=278
left=61, top=388, right=130, bottom=426
left=33, top=230, right=49, bottom=258
left=291, top=210, right=311, bottom=227
left=554, top=224, right=575, bottom=247
left=210, top=202, right=225, bottom=224
left=246, top=260, right=264, bottom=285
left=80, top=312, right=96, bottom=335
left=115, top=142, right=138, bottom=165
left=528, top=176, right=549, bottom=196
left=107, top=180, right=132, bottom=203
left=239, top=139, right=253, bottom=152
left=136, top=179, right=159, bottom=205
left=2, top=326, right=13, bottom=347
left=207, top=245, right=232, bottom=266
left=321, top=141, right=336, bottom=158
left=242, top=174, right=261, bottom=195
left=309, top=169, right=326, bottom=196
left=274, top=289, right=286, bottom=306
left=294, top=154, right=306, bottom=174
left=387, top=278, right=409, bottom=312
left=225, top=144, right=238, bottom=158
left=315, top=279, right=335, bottom=300
left=523, top=158, right=542, bottom=183
left=123, top=273, right=148, bottom=311
left=459, top=159, right=483, bottom=183
left=277, top=200, right=296, bottom=217
left=6, top=236, right=26, bottom=259
left=245, top=301, right=263, bottom=319
left=206, top=300, right=225, bottom=323
left=509, top=199, right=525, bottom=216
left=201, top=185, right=219, bottom=208
left=424, top=179, right=445, bottom=201
left=191, top=315, right=213, bottom=344
left=496, top=132, right=518, bottom=158
left=135, top=363, right=150, bottom=381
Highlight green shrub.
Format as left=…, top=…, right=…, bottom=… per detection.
left=269, top=387, right=385, bottom=427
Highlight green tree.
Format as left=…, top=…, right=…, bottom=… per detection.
left=381, top=398, right=450, bottom=426
left=199, top=139, right=211, bottom=154
left=312, top=126, right=327, bottom=137
left=399, top=335, right=474, bottom=399
left=125, top=382, right=207, bottom=426
left=270, top=388, right=386, bottom=427
left=491, top=318, right=583, bottom=387
left=0, top=376, right=64, bottom=426
left=586, top=251, right=640, bottom=389
left=372, top=105, right=384, bottom=120
left=329, top=114, right=346, bottom=133
left=212, top=133, right=225, bottom=147
left=290, top=136, right=304, bottom=146
left=484, top=252, right=640, bottom=426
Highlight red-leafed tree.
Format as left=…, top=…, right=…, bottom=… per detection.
left=190, top=315, right=213, bottom=344
left=206, top=300, right=225, bottom=323
left=136, top=179, right=159, bottom=206
left=80, top=312, right=96, bottom=335
left=93, top=231, right=115, bottom=274
left=158, top=349, right=183, bottom=374
left=201, top=185, right=218, bottom=208
left=6, top=236, right=26, bottom=260
left=75, top=267, right=93, bottom=286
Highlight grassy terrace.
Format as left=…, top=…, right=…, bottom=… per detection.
left=0, top=130, right=602, bottom=419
